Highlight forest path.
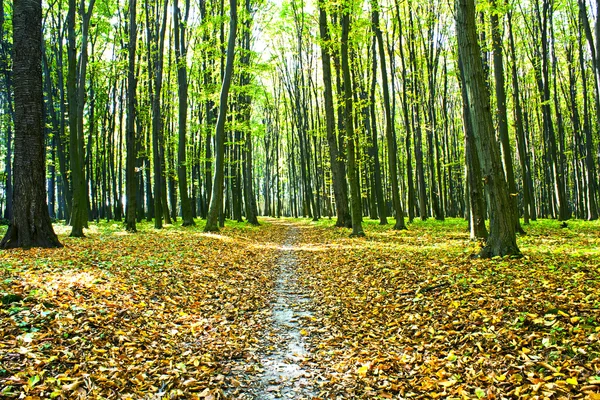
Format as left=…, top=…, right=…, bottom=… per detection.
left=225, top=220, right=320, bottom=399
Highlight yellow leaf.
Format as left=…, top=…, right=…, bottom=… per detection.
left=357, top=365, right=369, bottom=377
left=566, top=377, right=577, bottom=385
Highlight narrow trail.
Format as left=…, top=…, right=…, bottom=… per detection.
left=226, top=221, right=320, bottom=399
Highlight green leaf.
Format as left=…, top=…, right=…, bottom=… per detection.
left=28, top=375, right=41, bottom=388
left=475, top=388, right=486, bottom=398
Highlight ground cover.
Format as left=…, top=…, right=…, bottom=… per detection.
left=1, top=218, right=599, bottom=399
left=293, top=218, right=600, bottom=399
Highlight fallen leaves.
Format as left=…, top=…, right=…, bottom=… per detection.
left=0, top=220, right=282, bottom=398
left=293, top=218, right=600, bottom=398
left=1, top=217, right=599, bottom=398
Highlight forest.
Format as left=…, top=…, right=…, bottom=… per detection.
left=1, top=0, right=600, bottom=242
left=1, top=0, right=600, bottom=397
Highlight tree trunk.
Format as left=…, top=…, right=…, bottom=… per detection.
left=458, top=57, right=487, bottom=240
left=341, top=8, right=364, bottom=237
left=455, top=0, right=520, bottom=257
left=372, top=0, right=405, bottom=230
left=205, top=0, right=237, bottom=232
left=507, top=11, right=533, bottom=225
left=0, top=0, right=13, bottom=221
left=125, top=0, right=137, bottom=232
left=490, top=1, right=523, bottom=233
left=317, top=1, right=351, bottom=228
left=174, top=0, right=195, bottom=226
left=67, top=0, right=95, bottom=237
left=1, top=0, right=61, bottom=248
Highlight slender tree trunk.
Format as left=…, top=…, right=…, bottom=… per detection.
left=0, top=0, right=13, bottom=221
left=205, top=0, right=237, bottom=232
left=125, top=0, right=137, bottom=232
left=67, top=0, right=95, bottom=237
left=341, top=8, right=364, bottom=237
left=507, top=11, right=532, bottom=225
left=318, top=1, right=351, bottom=228
left=174, top=0, right=195, bottom=226
left=368, top=35, right=387, bottom=225
left=372, top=0, right=405, bottom=230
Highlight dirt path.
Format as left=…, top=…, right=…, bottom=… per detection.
left=225, top=221, right=319, bottom=399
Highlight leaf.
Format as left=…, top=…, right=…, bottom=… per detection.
left=27, top=375, right=40, bottom=388
left=475, top=388, right=486, bottom=398
left=357, top=365, right=369, bottom=377
left=566, top=377, right=578, bottom=385
left=61, top=380, right=81, bottom=392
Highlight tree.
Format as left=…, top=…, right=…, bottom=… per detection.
left=125, top=0, right=138, bottom=232
left=490, top=0, right=523, bottom=234
left=205, top=0, right=237, bottom=232
left=1, top=0, right=62, bottom=248
left=174, top=0, right=195, bottom=226
left=341, top=5, right=364, bottom=237
left=371, top=0, right=406, bottom=230
left=455, top=0, right=520, bottom=257
left=317, top=0, right=351, bottom=228
left=67, top=0, right=95, bottom=237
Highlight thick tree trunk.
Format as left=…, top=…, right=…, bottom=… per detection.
left=490, top=1, right=523, bottom=234
left=455, top=0, right=520, bottom=257
left=578, top=0, right=600, bottom=220
left=1, top=0, right=61, bottom=248
left=458, top=58, right=488, bottom=240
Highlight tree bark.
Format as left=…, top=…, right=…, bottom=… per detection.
left=372, top=0, right=406, bottom=230
left=174, top=0, right=195, bottom=226
left=317, top=2, right=351, bottom=228
left=125, top=0, right=138, bottom=232
left=205, top=0, right=237, bottom=232
left=1, top=0, right=62, bottom=248
left=490, top=0, right=523, bottom=233
left=455, top=0, right=520, bottom=257
left=341, top=8, right=364, bottom=237
left=67, top=0, right=95, bottom=237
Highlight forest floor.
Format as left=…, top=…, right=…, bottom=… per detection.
left=0, top=217, right=600, bottom=399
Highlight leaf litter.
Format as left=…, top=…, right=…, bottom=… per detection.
left=292, top=218, right=600, bottom=399
left=0, top=218, right=599, bottom=399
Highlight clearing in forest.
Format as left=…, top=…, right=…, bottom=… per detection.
left=1, top=218, right=599, bottom=399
